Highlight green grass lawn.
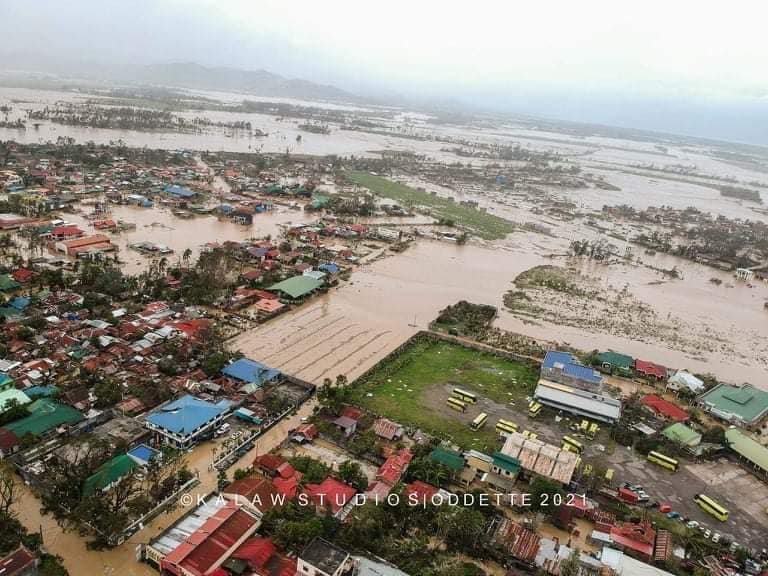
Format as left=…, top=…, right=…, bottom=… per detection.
left=350, top=339, right=539, bottom=450
left=347, top=171, right=515, bottom=241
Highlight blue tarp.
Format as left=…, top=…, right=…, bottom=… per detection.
left=222, top=358, right=281, bottom=386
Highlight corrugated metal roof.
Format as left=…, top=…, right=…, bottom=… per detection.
left=146, top=395, right=229, bottom=436
left=725, top=428, right=768, bottom=473
left=535, top=380, right=621, bottom=423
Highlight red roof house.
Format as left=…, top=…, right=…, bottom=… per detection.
left=609, top=521, right=655, bottom=561
left=253, top=454, right=287, bottom=477
left=640, top=395, right=689, bottom=422
left=634, top=359, right=667, bottom=381
left=0, top=545, right=37, bottom=576
left=404, top=480, right=438, bottom=503
left=232, top=537, right=297, bottom=576
left=11, top=268, right=35, bottom=284
left=224, top=477, right=284, bottom=513
left=376, top=448, right=413, bottom=486
left=304, top=477, right=356, bottom=515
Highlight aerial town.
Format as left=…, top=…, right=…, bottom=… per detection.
left=1, top=130, right=768, bottom=576
left=1, top=5, right=768, bottom=576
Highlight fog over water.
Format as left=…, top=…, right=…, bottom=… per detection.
left=1, top=0, right=767, bottom=144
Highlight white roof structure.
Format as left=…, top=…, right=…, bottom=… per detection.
left=667, top=370, right=704, bottom=393
left=600, top=547, right=676, bottom=576
left=534, top=379, right=622, bottom=423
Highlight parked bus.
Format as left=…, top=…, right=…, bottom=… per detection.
left=561, top=435, right=583, bottom=454
left=647, top=451, right=679, bottom=472
left=470, top=412, right=488, bottom=430
left=496, top=419, right=518, bottom=435
left=694, top=494, right=729, bottom=522
left=452, top=388, right=477, bottom=404
left=446, top=397, right=466, bottom=412
left=528, top=401, right=542, bottom=418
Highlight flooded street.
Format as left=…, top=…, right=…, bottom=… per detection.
left=12, top=401, right=317, bottom=575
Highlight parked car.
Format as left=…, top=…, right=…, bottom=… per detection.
left=215, top=423, right=231, bottom=436
left=686, top=520, right=700, bottom=529
left=712, top=533, right=721, bottom=544
left=666, top=511, right=680, bottom=519
left=703, top=529, right=711, bottom=539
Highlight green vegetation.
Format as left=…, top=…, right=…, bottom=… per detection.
left=347, top=171, right=515, bottom=240
left=349, top=338, right=538, bottom=450
left=431, top=301, right=497, bottom=338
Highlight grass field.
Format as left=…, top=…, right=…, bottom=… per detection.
left=347, top=171, right=515, bottom=241
left=349, top=338, right=539, bottom=450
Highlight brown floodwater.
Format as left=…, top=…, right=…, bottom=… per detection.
left=236, top=237, right=768, bottom=388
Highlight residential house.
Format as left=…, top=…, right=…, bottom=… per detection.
left=297, top=538, right=350, bottom=576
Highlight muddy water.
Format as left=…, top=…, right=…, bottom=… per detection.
left=236, top=237, right=768, bottom=387
left=62, top=204, right=313, bottom=274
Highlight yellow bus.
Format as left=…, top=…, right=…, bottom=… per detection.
left=528, top=401, right=542, bottom=418
left=562, top=435, right=583, bottom=454
left=470, top=412, right=488, bottom=430
left=452, top=388, right=477, bottom=404
left=446, top=397, right=466, bottom=412
left=647, top=451, right=679, bottom=472
left=587, top=422, right=600, bottom=439
left=496, top=419, right=518, bottom=435
left=604, top=468, right=614, bottom=482
left=694, top=494, right=729, bottom=522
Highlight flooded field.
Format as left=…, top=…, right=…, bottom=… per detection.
left=235, top=237, right=768, bottom=387
left=63, top=203, right=313, bottom=274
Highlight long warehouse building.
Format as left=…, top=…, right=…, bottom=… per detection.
left=534, top=379, right=622, bottom=423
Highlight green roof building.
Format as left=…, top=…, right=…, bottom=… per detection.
left=595, top=351, right=634, bottom=375
left=698, top=384, right=768, bottom=427
left=0, top=388, right=31, bottom=414
left=663, top=423, right=702, bottom=447
left=725, top=428, right=768, bottom=479
left=83, top=454, right=138, bottom=496
left=0, top=274, right=21, bottom=292
left=429, top=446, right=465, bottom=471
left=4, top=398, right=83, bottom=437
left=269, top=276, right=323, bottom=300
left=491, top=451, right=521, bottom=476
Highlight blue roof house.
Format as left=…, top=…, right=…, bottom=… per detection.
left=145, top=395, right=231, bottom=448
left=9, top=296, right=31, bottom=311
left=164, top=184, right=196, bottom=199
left=541, top=351, right=603, bottom=391
left=222, top=358, right=281, bottom=390
left=318, top=263, right=340, bottom=274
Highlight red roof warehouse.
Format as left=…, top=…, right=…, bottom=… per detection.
left=640, top=395, right=689, bottom=422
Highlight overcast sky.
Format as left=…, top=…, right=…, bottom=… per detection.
left=2, top=0, right=767, bottom=143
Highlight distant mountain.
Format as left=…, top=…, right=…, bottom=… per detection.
left=134, top=62, right=360, bottom=103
